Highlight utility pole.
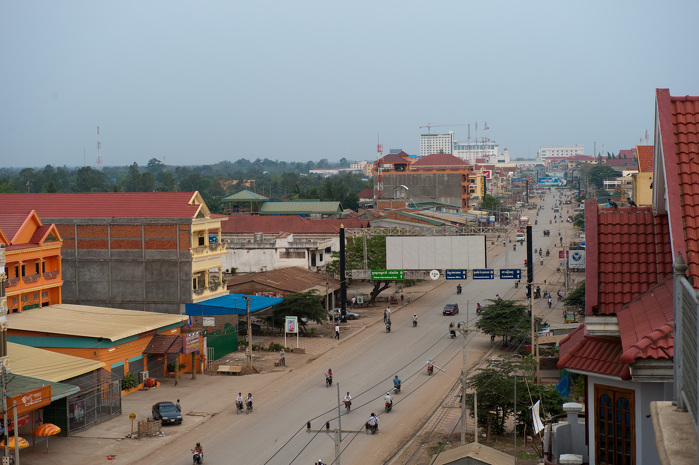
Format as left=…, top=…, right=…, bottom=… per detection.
left=1, top=365, right=7, bottom=459
left=243, top=296, right=252, bottom=373
left=527, top=222, right=538, bottom=384
left=455, top=321, right=477, bottom=445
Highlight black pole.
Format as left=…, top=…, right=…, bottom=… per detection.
left=339, top=225, right=347, bottom=322
left=526, top=222, right=533, bottom=305
left=525, top=179, right=529, bottom=205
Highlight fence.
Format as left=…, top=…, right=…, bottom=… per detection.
left=675, top=254, right=699, bottom=430
left=205, top=323, right=239, bottom=361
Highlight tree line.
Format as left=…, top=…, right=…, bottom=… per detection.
left=0, top=157, right=370, bottom=214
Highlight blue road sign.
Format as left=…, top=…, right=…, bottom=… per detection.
left=499, top=269, right=522, bottom=280
left=445, top=269, right=468, bottom=280
left=472, top=269, right=495, bottom=279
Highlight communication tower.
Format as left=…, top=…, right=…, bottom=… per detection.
left=96, top=126, right=103, bottom=171
left=374, top=134, right=383, bottom=204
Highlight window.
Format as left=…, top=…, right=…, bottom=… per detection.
left=35, top=263, right=40, bottom=275
left=595, top=385, right=635, bottom=464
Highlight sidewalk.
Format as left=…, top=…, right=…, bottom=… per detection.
left=15, top=277, right=447, bottom=464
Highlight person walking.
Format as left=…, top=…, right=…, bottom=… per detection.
left=383, top=309, right=387, bottom=323
left=335, top=324, right=340, bottom=339
left=280, top=348, right=285, bottom=366
left=386, top=306, right=391, bottom=321
left=400, top=293, right=404, bottom=305
left=351, top=296, right=356, bottom=308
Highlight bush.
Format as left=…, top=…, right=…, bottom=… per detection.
left=122, top=372, right=138, bottom=390
left=167, top=362, right=186, bottom=373
left=268, top=342, right=287, bottom=352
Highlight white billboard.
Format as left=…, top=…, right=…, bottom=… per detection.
left=568, top=249, right=586, bottom=270
left=386, top=236, right=486, bottom=270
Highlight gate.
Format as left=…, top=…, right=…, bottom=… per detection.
left=204, top=323, right=238, bottom=361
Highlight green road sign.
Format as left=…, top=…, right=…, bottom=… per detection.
left=371, top=270, right=404, bottom=280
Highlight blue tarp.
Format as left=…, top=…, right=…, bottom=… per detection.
left=185, top=293, right=283, bottom=316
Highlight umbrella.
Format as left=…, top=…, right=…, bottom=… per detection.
left=0, top=436, right=29, bottom=449
left=34, top=423, right=61, bottom=452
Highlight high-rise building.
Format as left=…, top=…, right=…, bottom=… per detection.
left=453, top=141, right=502, bottom=164
left=537, top=145, right=584, bottom=163
left=420, top=132, right=454, bottom=156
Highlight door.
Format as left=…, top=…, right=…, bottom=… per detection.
left=594, top=385, right=635, bottom=465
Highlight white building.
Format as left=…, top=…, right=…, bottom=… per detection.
left=453, top=141, right=503, bottom=164
left=537, top=145, right=584, bottom=163
left=420, top=132, right=454, bottom=156
left=350, top=161, right=367, bottom=171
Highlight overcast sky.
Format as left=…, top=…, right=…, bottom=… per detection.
left=2, top=1, right=698, bottom=169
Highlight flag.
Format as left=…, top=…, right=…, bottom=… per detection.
left=532, top=400, right=544, bottom=434
left=187, top=316, right=193, bottom=328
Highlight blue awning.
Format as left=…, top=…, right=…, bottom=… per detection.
left=185, top=294, right=283, bottom=316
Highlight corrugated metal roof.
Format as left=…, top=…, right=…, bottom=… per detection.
left=222, top=190, right=269, bottom=202
left=7, top=304, right=185, bottom=341
left=4, top=373, right=80, bottom=402
left=226, top=267, right=341, bottom=294
left=8, top=342, right=105, bottom=383
left=258, top=201, right=342, bottom=215
left=185, top=293, right=283, bottom=316
left=0, top=192, right=203, bottom=219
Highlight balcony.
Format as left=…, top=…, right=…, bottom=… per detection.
left=6, top=278, right=19, bottom=289
left=43, top=270, right=60, bottom=281
left=191, top=241, right=228, bottom=257
left=191, top=282, right=227, bottom=302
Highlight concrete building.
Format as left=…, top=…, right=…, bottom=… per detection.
left=537, top=145, right=584, bottom=163
left=453, top=141, right=504, bottom=164
left=0, top=192, right=228, bottom=314
left=420, top=132, right=454, bottom=157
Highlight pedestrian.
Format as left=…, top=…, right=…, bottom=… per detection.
left=386, top=306, right=391, bottom=321
left=400, top=293, right=404, bottom=305
left=176, top=399, right=181, bottom=412
left=383, top=309, right=387, bottom=323
left=335, top=324, right=340, bottom=339
left=351, top=297, right=356, bottom=309
left=280, top=348, right=285, bottom=366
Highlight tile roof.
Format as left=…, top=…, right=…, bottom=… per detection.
left=357, top=188, right=374, bottom=199
left=0, top=212, right=32, bottom=243
left=657, top=88, right=699, bottom=285
left=226, top=266, right=341, bottom=294
left=412, top=153, right=470, bottom=168
left=222, top=190, right=269, bottom=202
left=619, top=149, right=637, bottom=159
left=618, top=278, right=673, bottom=364
left=0, top=192, right=203, bottom=219
left=567, top=155, right=596, bottom=162
left=636, top=145, right=654, bottom=173
left=143, top=334, right=183, bottom=354
left=585, top=201, right=672, bottom=315
left=377, top=152, right=411, bottom=165
left=602, top=157, right=638, bottom=167
left=558, top=325, right=630, bottom=380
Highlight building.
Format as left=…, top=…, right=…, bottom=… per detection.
left=420, top=132, right=454, bottom=157
left=537, top=145, right=584, bottom=163
left=258, top=201, right=343, bottom=219
left=0, top=210, right=63, bottom=312
left=0, top=192, right=228, bottom=314
left=453, top=140, right=503, bottom=164
left=632, top=145, right=654, bottom=206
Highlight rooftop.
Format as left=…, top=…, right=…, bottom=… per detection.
left=558, top=326, right=630, bottom=380
left=636, top=145, right=654, bottom=173
left=226, top=266, right=341, bottom=294
left=258, top=201, right=342, bottom=215
left=411, top=152, right=470, bottom=168
left=7, top=304, right=186, bottom=341
left=8, top=341, right=105, bottom=382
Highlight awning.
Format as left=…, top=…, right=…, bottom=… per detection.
left=143, top=334, right=183, bottom=354
left=185, top=293, right=283, bottom=316
left=4, top=373, right=80, bottom=404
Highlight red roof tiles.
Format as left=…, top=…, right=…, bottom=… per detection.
left=585, top=201, right=672, bottom=316
left=377, top=152, right=411, bottom=165
left=657, top=89, right=699, bottom=285
left=636, top=145, right=654, bottom=173
left=558, top=326, right=630, bottom=380
left=0, top=192, right=202, bottom=219
left=412, top=153, right=469, bottom=168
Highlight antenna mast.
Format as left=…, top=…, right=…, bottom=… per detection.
left=374, top=134, right=383, bottom=205
left=97, top=126, right=103, bottom=171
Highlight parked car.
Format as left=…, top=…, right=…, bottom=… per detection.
left=443, top=303, right=459, bottom=316
left=328, top=308, right=360, bottom=320
left=152, top=401, right=182, bottom=425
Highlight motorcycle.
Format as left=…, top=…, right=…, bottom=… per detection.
left=535, top=219, right=538, bottom=225
left=513, top=244, right=516, bottom=251
left=427, top=364, right=434, bottom=375
left=343, top=400, right=351, bottom=413
left=546, top=249, right=550, bottom=257
left=449, top=328, right=456, bottom=338
left=412, top=319, right=417, bottom=327
left=548, top=299, right=552, bottom=308
left=326, top=375, right=333, bottom=387
left=192, top=451, right=204, bottom=464
left=456, top=285, right=462, bottom=295
left=367, top=422, right=379, bottom=434
left=246, top=400, right=253, bottom=414
left=236, top=400, right=243, bottom=414
left=386, top=322, right=391, bottom=333
left=393, top=384, right=401, bottom=394
left=385, top=401, right=392, bottom=413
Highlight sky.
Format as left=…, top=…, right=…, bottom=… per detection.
left=2, top=1, right=698, bottom=169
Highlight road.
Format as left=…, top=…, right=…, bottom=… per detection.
left=143, top=188, right=577, bottom=465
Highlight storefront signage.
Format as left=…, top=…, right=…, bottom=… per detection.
left=183, top=333, right=200, bottom=355
left=2, top=385, right=51, bottom=418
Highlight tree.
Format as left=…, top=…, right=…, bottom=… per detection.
left=269, top=290, right=326, bottom=331
left=476, top=299, right=544, bottom=346
left=587, top=165, right=618, bottom=189
left=480, top=194, right=500, bottom=212
left=563, top=280, right=585, bottom=315
left=327, top=233, right=396, bottom=304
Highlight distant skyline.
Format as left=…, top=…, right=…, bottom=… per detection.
left=2, top=1, right=698, bottom=169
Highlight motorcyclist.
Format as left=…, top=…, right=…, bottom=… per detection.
left=412, top=314, right=418, bottom=326
left=449, top=322, right=456, bottom=338
left=513, top=244, right=516, bottom=251
left=546, top=248, right=550, bottom=256
left=368, top=413, right=379, bottom=432
left=548, top=296, right=552, bottom=308
left=343, top=392, right=352, bottom=410
left=192, top=442, right=204, bottom=464
left=246, top=393, right=253, bottom=412
left=386, top=319, right=391, bottom=332
left=393, top=375, right=401, bottom=392
left=557, top=290, right=563, bottom=300
left=385, top=391, right=393, bottom=407
left=326, top=369, right=333, bottom=384
left=456, top=284, right=462, bottom=294
left=476, top=302, right=482, bottom=314
left=427, top=358, right=434, bottom=373
left=236, top=392, right=244, bottom=412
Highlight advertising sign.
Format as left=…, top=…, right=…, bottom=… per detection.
left=183, top=332, right=200, bottom=355
left=285, top=316, right=298, bottom=334
left=445, top=269, right=468, bottom=280
left=203, top=317, right=215, bottom=327
left=472, top=269, right=495, bottom=279
left=371, top=270, right=404, bottom=280
left=2, top=386, right=51, bottom=418
left=482, top=170, right=492, bottom=179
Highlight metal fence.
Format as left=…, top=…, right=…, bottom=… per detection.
left=205, top=323, right=239, bottom=361
left=66, top=369, right=122, bottom=435
left=675, top=255, right=699, bottom=429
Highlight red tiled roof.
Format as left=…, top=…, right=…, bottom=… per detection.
left=226, top=266, right=341, bottom=293
left=558, top=326, right=630, bottom=380
left=412, top=153, right=469, bottom=168
left=377, top=152, right=411, bottom=165
left=602, top=157, right=638, bottom=167
left=585, top=201, right=672, bottom=315
left=636, top=145, right=654, bottom=173
left=358, top=189, right=374, bottom=199
left=0, top=192, right=202, bottom=219
left=567, top=155, right=595, bottom=162
left=619, top=149, right=636, bottom=159
left=657, top=88, right=699, bottom=285
left=618, top=278, right=673, bottom=364
left=0, top=212, right=31, bottom=243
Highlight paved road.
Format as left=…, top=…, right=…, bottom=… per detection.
left=139, top=189, right=577, bottom=465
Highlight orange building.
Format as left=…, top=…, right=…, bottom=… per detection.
left=0, top=210, right=63, bottom=312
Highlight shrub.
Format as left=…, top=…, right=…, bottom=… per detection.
left=122, top=372, right=138, bottom=390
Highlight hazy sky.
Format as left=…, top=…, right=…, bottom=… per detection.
left=2, top=1, right=698, bottom=168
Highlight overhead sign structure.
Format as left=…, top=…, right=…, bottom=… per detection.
left=499, top=269, right=522, bottom=280
left=472, top=269, right=495, bottom=280
left=445, top=269, right=468, bottom=280
left=371, top=270, right=405, bottom=281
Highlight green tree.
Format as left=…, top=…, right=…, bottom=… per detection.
left=476, top=299, right=544, bottom=345
left=269, top=290, right=326, bottom=331
left=480, top=194, right=500, bottom=212
left=563, top=280, right=585, bottom=315
left=587, top=166, right=619, bottom=189
left=76, top=167, right=105, bottom=192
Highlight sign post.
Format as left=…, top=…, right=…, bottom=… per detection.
left=129, top=413, right=136, bottom=437
left=183, top=333, right=200, bottom=380
left=285, top=316, right=298, bottom=348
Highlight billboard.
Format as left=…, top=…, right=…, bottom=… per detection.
left=386, top=236, right=486, bottom=270
left=569, top=248, right=586, bottom=270
left=538, top=177, right=567, bottom=186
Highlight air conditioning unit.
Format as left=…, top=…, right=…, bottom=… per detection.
left=139, top=371, right=150, bottom=384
